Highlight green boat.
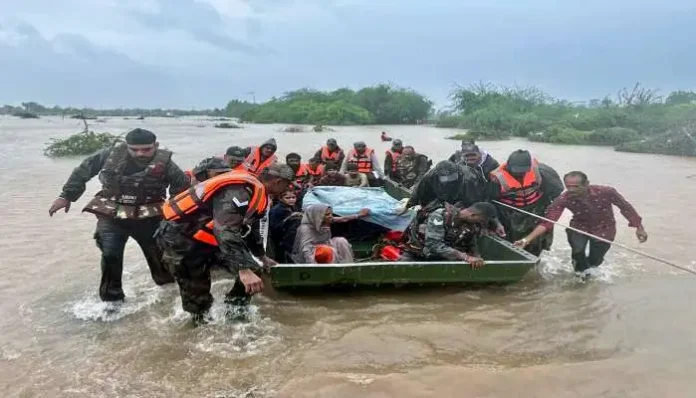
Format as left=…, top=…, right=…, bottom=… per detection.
left=268, top=180, right=539, bottom=289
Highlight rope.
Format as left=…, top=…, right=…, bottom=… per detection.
left=492, top=200, right=696, bottom=276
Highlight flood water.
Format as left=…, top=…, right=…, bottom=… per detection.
left=1, top=116, right=695, bottom=397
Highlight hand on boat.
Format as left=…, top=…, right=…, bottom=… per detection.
left=49, top=197, right=71, bottom=216
left=467, top=256, right=485, bottom=269
left=260, top=255, right=278, bottom=270
left=494, top=224, right=506, bottom=237
left=513, top=238, right=529, bottom=248
left=238, top=269, right=264, bottom=294
left=357, top=208, right=371, bottom=218
left=636, top=227, right=648, bottom=243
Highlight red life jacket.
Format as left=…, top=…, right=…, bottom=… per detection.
left=306, top=164, right=325, bottom=176
left=347, top=148, right=375, bottom=173
left=245, top=147, right=277, bottom=176
left=385, top=150, right=401, bottom=172
left=490, top=160, right=543, bottom=207
left=320, top=146, right=341, bottom=163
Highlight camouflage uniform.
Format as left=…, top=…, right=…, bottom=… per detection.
left=400, top=205, right=482, bottom=261
left=395, top=153, right=430, bottom=189
left=156, top=185, right=266, bottom=316
left=59, top=142, right=189, bottom=301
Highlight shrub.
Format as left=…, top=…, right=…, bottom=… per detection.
left=44, top=130, right=119, bottom=158
left=588, top=127, right=640, bottom=146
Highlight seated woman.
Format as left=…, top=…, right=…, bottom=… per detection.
left=291, top=204, right=370, bottom=264
left=269, top=190, right=302, bottom=261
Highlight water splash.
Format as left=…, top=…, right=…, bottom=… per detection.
left=68, top=281, right=176, bottom=322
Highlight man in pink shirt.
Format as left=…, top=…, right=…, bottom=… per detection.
left=515, top=171, right=648, bottom=273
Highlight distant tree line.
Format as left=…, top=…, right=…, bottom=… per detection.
left=237, top=84, right=433, bottom=125
left=437, top=82, right=696, bottom=156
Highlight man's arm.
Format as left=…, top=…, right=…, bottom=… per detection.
left=384, top=155, right=393, bottom=178
left=609, top=187, right=643, bottom=228
left=516, top=194, right=568, bottom=246
left=211, top=186, right=262, bottom=273
left=59, top=148, right=110, bottom=201
left=370, top=152, right=384, bottom=177
left=166, top=160, right=191, bottom=197
left=359, top=173, right=369, bottom=187
left=424, top=211, right=467, bottom=261
left=313, top=149, right=323, bottom=162
left=339, top=155, right=349, bottom=173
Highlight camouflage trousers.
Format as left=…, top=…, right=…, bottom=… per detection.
left=93, top=217, right=174, bottom=302
left=155, top=221, right=251, bottom=316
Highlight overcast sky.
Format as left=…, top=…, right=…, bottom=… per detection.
left=1, top=0, right=695, bottom=109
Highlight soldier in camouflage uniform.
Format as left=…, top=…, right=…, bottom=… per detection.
left=48, top=128, right=190, bottom=302
left=394, top=146, right=431, bottom=189
left=156, top=164, right=299, bottom=324
left=399, top=202, right=499, bottom=269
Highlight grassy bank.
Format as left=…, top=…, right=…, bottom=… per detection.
left=238, top=84, right=432, bottom=125
left=437, top=83, right=696, bottom=156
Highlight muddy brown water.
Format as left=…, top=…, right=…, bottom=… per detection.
left=1, top=116, right=695, bottom=397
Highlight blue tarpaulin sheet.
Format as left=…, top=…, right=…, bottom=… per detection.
left=301, top=186, right=415, bottom=232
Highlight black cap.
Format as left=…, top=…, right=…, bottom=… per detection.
left=263, top=164, right=301, bottom=188
left=225, top=146, right=246, bottom=160
left=434, top=160, right=459, bottom=183
left=125, top=128, right=156, bottom=145
left=327, top=138, right=337, bottom=145
left=393, top=139, right=403, bottom=146
left=461, top=142, right=480, bottom=155
left=507, top=150, right=532, bottom=173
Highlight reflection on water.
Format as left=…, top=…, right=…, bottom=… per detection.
left=1, top=116, right=696, bottom=397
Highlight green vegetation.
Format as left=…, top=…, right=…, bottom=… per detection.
left=224, top=100, right=258, bottom=118
left=239, top=85, right=433, bottom=125
left=44, top=121, right=119, bottom=158
left=438, top=82, right=696, bottom=156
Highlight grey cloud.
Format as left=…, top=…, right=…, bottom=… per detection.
left=129, top=0, right=264, bottom=55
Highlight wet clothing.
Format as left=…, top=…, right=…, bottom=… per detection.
left=314, top=146, right=345, bottom=170
left=384, top=149, right=402, bottom=179
left=400, top=205, right=481, bottom=261
left=94, top=217, right=173, bottom=301
left=345, top=173, right=369, bottom=187
left=406, top=166, right=480, bottom=209
left=566, top=229, right=612, bottom=272
left=291, top=204, right=354, bottom=264
left=539, top=185, right=643, bottom=241
left=487, top=162, right=564, bottom=256
left=58, top=145, right=188, bottom=301
left=157, top=183, right=267, bottom=315
left=394, top=153, right=430, bottom=189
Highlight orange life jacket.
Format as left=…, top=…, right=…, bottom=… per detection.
left=490, top=160, right=543, bottom=207
left=385, top=150, right=401, bottom=172
left=245, top=147, right=277, bottom=176
left=320, top=146, right=341, bottom=163
left=306, top=163, right=325, bottom=176
left=162, top=171, right=269, bottom=246
left=347, top=148, right=374, bottom=173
